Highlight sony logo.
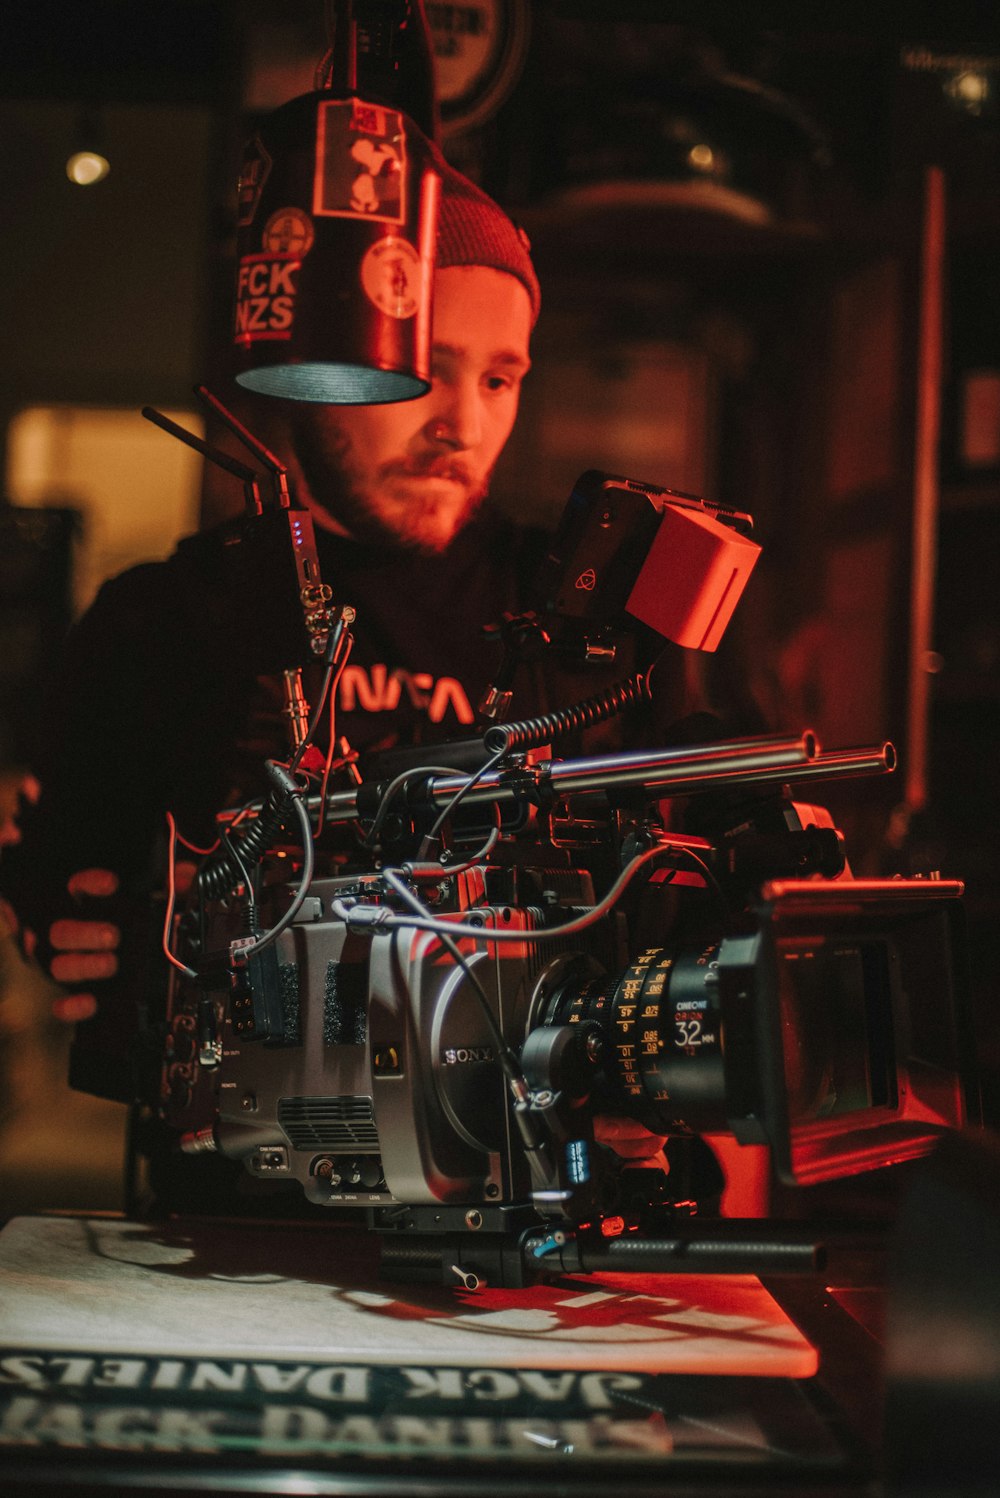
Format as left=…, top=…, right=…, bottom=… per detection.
left=441, top=1046, right=494, bottom=1065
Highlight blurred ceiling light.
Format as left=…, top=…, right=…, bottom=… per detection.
left=66, top=108, right=110, bottom=185
left=687, top=143, right=717, bottom=173
left=944, top=70, right=992, bottom=117
left=66, top=149, right=110, bottom=186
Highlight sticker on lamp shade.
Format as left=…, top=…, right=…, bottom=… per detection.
left=233, top=254, right=300, bottom=345
left=360, top=238, right=422, bottom=319
left=262, top=207, right=315, bottom=258
left=236, top=135, right=272, bottom=227
left=314, top=99, right=406, bottom=224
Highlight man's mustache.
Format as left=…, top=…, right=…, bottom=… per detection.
left=380, top=454, right=474, bottom=484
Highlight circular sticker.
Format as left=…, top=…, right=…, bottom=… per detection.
left=360, top=237, right=422, bottom=319
left=262, top=207, right=315, bottom=258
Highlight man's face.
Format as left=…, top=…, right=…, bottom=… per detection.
left=290, top=265, right=532, bottom=552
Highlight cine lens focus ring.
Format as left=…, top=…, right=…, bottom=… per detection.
left=547, top=944, right=726, bottom=1132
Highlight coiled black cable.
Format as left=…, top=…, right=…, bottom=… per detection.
left=483, top=671, right=653, bottom=756
left=195, top=789, right=291, bottom=900
left=195, top=618, right=349, bottom=900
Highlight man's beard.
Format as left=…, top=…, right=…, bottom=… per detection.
left=291, top=412, right=491, bottom=554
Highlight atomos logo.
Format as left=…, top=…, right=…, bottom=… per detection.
left=575, top=569, right=597, bottom=591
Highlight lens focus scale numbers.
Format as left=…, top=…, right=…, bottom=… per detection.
left=612, top=949, right=673, bottom=1103
left=543, top=943, right=728, bottom=1131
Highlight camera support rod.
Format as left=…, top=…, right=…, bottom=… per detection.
left=322, top=733, right=895, bottom=825
left=522, top=1227, right=825, bottom=1278
left=377, top=1225, right=825, bottom=1289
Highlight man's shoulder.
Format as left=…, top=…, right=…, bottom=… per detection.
left=76, top=554, right=182, bottom=631
left=91, top=524, right=243, bottom=608
left=68, top=530, right=241, bottom=672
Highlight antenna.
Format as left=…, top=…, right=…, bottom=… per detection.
left=141, top=406, right=263, bottom=516
left=194, top=385, right=291, bottom=508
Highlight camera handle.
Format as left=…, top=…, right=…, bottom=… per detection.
left=512, top=1023, right=615, bottom=1223
left=521, top=1224, right=825, bottom=1279
left=375, top=1216, right=825, bottom=1291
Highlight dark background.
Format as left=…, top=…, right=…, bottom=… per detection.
left=0, top=1, right=998, bottom=1179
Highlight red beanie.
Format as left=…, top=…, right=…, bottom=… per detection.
left=434, top=151, right=541, bottom=325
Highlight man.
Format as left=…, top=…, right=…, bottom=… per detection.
left=3, top=149, right=679, bottom=1180
left=3, top=157, right=546, bottom=1083
left=4, top=157, right=683, bottom=1185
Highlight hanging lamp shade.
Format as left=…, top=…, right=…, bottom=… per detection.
left=232, top=88, right=440, bottom=404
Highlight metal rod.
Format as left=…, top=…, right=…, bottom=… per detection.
left=781, top=742, right=896, bottom=781
left=527, top=1230, right=825, bottom=1277
left=907, top=165, right=946, bottom=814
left=535, top=732, right=818, bottom=798
left=319, top=731, right=895, bottom=827
left=194, top=384, right=291, bottom=506
left=320, top=737, right=895, bottom=825
left=142, top=405, right=263, bottom=515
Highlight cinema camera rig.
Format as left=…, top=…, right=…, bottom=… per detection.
left=148, top=399, right=977, bottom=1291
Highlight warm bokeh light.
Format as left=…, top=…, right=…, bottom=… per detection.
left=5, top=405, right=203, bottom=614
left=66, top=149, right=110, bottom=185
left=945, top=69, right=991, bottom=116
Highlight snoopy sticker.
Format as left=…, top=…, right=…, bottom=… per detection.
left=349, top=137, right=402, bottom=215
left=313, top=100, right=407, bottom=224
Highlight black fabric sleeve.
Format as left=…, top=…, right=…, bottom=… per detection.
left=0, top=545, right=256, bottom=1100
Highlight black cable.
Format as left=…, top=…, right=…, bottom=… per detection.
left=483, top=672, right=653, bottom=756
left=288, top=616, right=349, bottom=776
left=221, top=823, right=256, bottom=911
left=336, top=841, right=712, bottom=948
left=425, top=743, right=508, bottom=844
left=436, top=810, right=502, bottom=876
left=380, top=868, right=526, bottom=1090
left=235, top=769, right=315, bottom=959
left=196, top=792, right=288, bottom=900
left=363, top=763, right=465, bottom=851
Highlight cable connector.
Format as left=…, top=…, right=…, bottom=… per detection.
left=331, top=899, right=393, bottom=933
left=265, top=759, right=302, bottom=799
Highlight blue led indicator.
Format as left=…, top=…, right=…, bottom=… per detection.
left=566, top=1138, right=590, bottom=1185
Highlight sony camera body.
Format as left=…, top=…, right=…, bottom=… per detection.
left=147, top=458, right=976, bottom=1286
left=159, top=739, right=976, bottom=1286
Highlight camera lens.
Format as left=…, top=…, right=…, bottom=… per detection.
left=541, top=944, right=728, bottom=1133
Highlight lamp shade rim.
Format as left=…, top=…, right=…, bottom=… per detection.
left=235, top=361, right=431, bottom=405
